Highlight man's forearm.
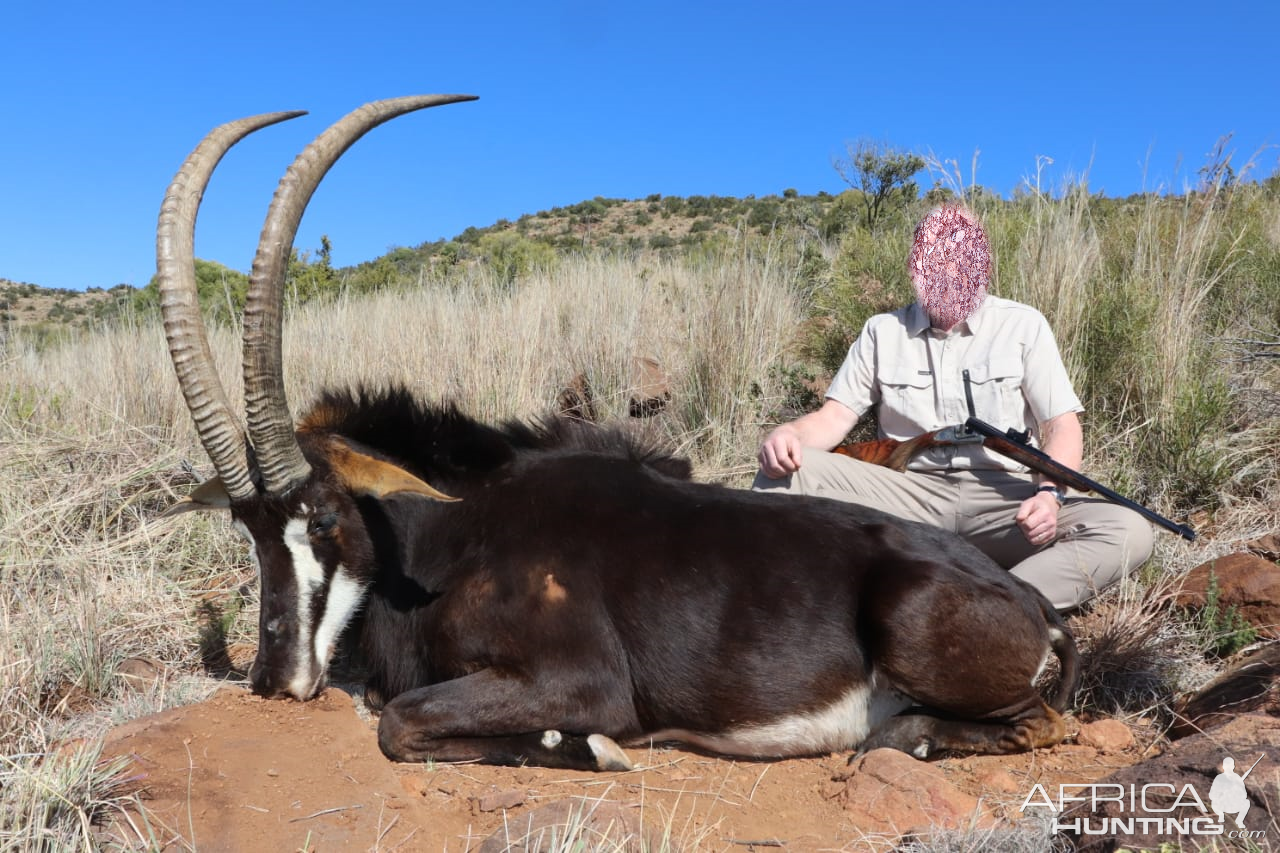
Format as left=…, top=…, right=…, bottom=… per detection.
left=1036, top=413, right=1083, bottom=488
left=789, top=400, right=861, bottom=451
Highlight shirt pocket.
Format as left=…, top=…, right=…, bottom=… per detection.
left=965, top=357, right=1025, bottom=427
left=878, top=366, right=937, bottom=430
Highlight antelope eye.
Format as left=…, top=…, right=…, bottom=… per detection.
left=309, top=512, right=339, bottom=536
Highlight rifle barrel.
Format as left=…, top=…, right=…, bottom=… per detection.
left=964, top=417, right=1197, bottom=542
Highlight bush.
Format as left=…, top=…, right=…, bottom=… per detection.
left=1183, top=571, right=1260, bottom=660
left=659, top=197, right=686, bottom=217
left=476, top=231, right=557, bottom=286
left=131, top=258, right=249, bottom=325
left=746, top=197, right=782, bottom=232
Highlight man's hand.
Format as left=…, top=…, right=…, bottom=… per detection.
left=1016, top=491, right=1060, bottom=546
left=1014, top=411, right=1081, bottom=546
left=759, top=426, right=805, bottom=478
left=756, top=399, right=861, bottom=480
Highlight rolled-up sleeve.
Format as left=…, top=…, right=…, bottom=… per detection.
left=826, top=318, right=880, bottom=418
left=1021, top=313, right=1083, bottom=424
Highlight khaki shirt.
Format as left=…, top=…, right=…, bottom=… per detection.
left=826, top=295, right=1083, bottom=472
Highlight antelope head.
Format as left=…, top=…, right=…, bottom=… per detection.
left=158, top=95, right=475, bottom=700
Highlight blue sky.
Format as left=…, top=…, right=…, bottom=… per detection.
left=2, top=1, right=1276, bottom=291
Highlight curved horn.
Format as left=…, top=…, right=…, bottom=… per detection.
left=158, top=110, right=308, bottom=501
left=242, top=94, right=479, bottom=496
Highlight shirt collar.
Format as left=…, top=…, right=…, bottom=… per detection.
left=908, top=295, right=990, bottom=338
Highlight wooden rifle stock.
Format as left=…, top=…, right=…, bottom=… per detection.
left=831, top=433, right=949, bottom=471
left=835, top=418, right=1197, bottom=541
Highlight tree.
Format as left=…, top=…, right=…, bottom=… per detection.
left=287, top=235, right=338, bottom=303
left=833, top=140, right=925, bottom=230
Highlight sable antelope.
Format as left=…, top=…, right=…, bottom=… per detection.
left=158, top=96, right=1079, bottom=770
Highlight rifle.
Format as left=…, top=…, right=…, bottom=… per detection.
left=834, top=370, right=1197, bottom=541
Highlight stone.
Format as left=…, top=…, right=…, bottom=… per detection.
left=975, top=768, right=1020, bottom=793
left=1176, top=552, right=1280, bottom=639
left=1245, top=533, right=1280, bottom=561
left=472, top=788, right=527, bottom=813
left=628, top=356, right=670, bottom=418
left=1075, top=719, right=1135, bottom=753
left=555, top=357, right=671, bottom=420
left=556, top=372, right=598, bottom=422
left=832, top=748, right=994, bottom=839
left=114, top=656, right=165, bottom=693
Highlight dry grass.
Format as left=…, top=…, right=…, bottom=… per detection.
left=891, top=813, right=1068, bottom=853
left=1066, top=575, right=1215, bottom=721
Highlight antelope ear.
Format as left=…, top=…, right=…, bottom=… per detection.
left=327, top=441, right=459, bottom=503
left=162, top=477, right=232, bottom=517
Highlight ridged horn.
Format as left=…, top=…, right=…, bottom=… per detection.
left=242, top=94, right=479, bottom=496
left=157, top=110, right=308, bottom=502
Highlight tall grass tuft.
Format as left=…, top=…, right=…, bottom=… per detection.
left=0, top=743, right=139, bottom=852
left=1067, top=575, right=1215, bottom=720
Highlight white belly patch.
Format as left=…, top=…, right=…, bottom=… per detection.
left=640, top=681, right=913, bottom=757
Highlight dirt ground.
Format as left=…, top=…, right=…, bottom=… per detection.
left=96, top=685, right=1156, bottom=852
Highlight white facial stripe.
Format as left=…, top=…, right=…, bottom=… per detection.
left=282, top=516, right=325, bottom=697
left=313, top=567, right=366, bottom=670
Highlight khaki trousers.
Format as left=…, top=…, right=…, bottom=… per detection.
left=752, top=450, right=1154, bottom=610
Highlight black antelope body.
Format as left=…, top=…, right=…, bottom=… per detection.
left=158, top=96, right=1079, bottom=770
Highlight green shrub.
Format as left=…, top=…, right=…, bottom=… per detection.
left=1184, top=570, right=1260, bottom=660
left=659, top=196, right=686, bottom=217
left=131, top=258, right=249, bottom=325
left=475, top=231, right=557, bottom=286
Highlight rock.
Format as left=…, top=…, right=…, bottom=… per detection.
left=1058, top=714, right=1278, bottom=852
left=556, top=372, right=598, bottom=422
left=115, top=656, right=165, bottom=693
left=1170, top=643, right=1280, bottom=738
left=1245, top=533, right=1280, bottom=561
left=628, top=356, right=670, bottom=418
left=555, top=357, right=671, bottom=420
left=1176, top=552, right=1280, bottom=638
left=479, top=798, right=663, bottom=853
left=832, top=749, right=994, bottom=839
left=975, top=768, right=1020, bottom=793
left=1075, top=719, right=1134, bottom=753
left=472, top=788, right=527, bottom=813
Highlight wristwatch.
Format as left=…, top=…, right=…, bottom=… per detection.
left=1036, top=485, right=1066, bottom=506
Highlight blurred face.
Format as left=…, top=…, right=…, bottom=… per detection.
left=908, top=204, right=991, bottom=330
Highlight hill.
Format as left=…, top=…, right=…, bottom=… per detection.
left=0, top=279, right=134, bottom=341
left=0, top=189, right=849, bottom=340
